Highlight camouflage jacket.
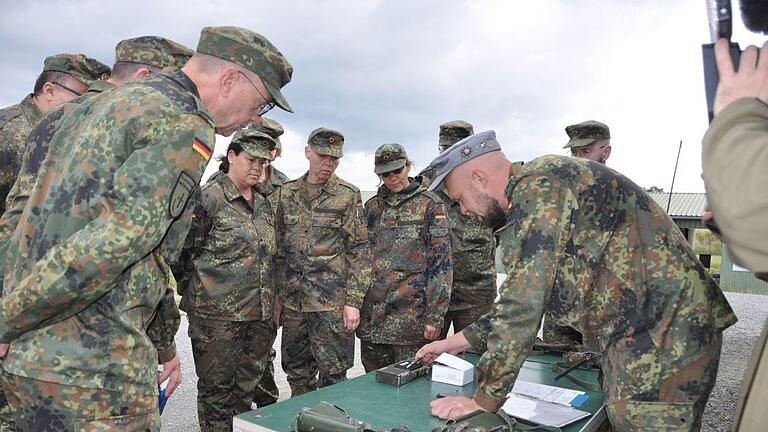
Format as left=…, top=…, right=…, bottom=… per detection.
left=276, top=173, right=371, bottom=312
left=357, top=179, right=453, bottom=344
left=0, top=81, right=117, bottom=282
left=0, top=69, right=214, bottom=396
left=463, top=155, right=738, bottom=411
left=436, top=190, right=496, bottom=310
left=177, top=172, right=276, bottom=321
left=421, top=169, right=496, bottom=309
left=0, top=81, right=182, bottom=366
left=271, top=166, right=290, bottom=185
left=0, top=94, right=42, bottom=215
left=260, top=165, right=290, bottom=214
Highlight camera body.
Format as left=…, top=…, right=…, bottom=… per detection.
left=703, top=0, right=742, bottom=123
left=703, top=42, right=742, bottom=123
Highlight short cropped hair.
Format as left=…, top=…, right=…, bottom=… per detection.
left=32, top=71, right=73, bottom=96
left=110, top=62, right=161, bottom=82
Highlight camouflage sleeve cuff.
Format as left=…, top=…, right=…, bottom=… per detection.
left=157, top=344, right=177, bottom=364
left=426, top=313, right=445, bottom=329
left=462, top=318, right=491, bottom=353
left=474, top=387, right=505, bottom=412
left=344, top=294, right=364, bottom=309
left=0, top=314, right=20, bottom=343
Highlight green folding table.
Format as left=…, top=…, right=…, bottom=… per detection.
left=234, top=353, right=607, bottom=431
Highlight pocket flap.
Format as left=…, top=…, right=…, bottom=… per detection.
left=394, top=226, right=420, bottom=239
left=313, top=216, right=342, bottom=228
left=624, top=401, right=694, bottom=429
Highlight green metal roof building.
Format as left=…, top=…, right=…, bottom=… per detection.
left=649, top=192, right=768, bottom=295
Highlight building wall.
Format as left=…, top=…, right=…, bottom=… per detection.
left=720, top=248, right=768, bottom=295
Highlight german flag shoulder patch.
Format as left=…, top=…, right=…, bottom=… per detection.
left=192, top=137, right=212, bottom=161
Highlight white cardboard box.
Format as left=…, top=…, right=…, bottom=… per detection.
left=431, top=353, right=474, bottom=386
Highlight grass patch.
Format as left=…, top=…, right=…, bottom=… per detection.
left=710, top=255, right=721, bottom=272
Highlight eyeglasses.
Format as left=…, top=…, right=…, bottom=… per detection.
left=238, top=71, right=275, bottom=116
left=380, top=167, right=405, bottom=178
left=52, top=81, right=84, bottom=96
left=571, top=144, right=607, bottom=158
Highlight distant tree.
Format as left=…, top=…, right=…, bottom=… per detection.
left=645, top=186, right=664, bottom=193
left=694, top=229, right=722, bottom=256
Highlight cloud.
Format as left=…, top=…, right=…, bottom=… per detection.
left=3, top=0, right=767, bottom=193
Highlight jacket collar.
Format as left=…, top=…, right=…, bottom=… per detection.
left=378, top=177, right=422, bottom=206
left=216, top=171, right=255, bottom=203
left=19, top=94, right=43, bottom=125
left=291, top=172, right=340, bottom=196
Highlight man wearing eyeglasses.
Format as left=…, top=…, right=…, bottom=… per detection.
left=0, top=53, right=110, bottom=216
left=564, top=120, right=611, bottom=165
left=0, top=26, right=293, bottom=430
left=1, top=37, right=193, bottom=264
left=275, top=128, right=371, bottom=397
left=0, top=39, right=192, bottom=430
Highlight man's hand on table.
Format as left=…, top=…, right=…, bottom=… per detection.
left=430, top=396, right=482, bottom=419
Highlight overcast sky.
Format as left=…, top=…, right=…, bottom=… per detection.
left=2, top=0, right=766, bottom=191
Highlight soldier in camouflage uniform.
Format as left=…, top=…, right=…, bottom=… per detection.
left=540, top=120, right=613, bottom=347
left=0, top=26, right=293, bottom=431
left=276, top=127, right=371, bottom=396
left=175, top=128, right=278, bottom=431
left=0, top=52, right=109, bottom=432
left=259, top=117, right=291, bottom=190
left=250, top=117, right=289, bottom=408
left=564, top=120, right=612, bottom=164
left=424, top=121, right=496, bottom=340
left=0, top=53, right=110, bottom=215
left=417, top=131, right=737, bottom=430
left=357, top=143, right=452, bottom=372
left=0, top=37, right=193, bottom=290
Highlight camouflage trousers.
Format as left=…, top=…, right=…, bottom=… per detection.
left=542, top=315, right=584, bottom=346
left=0, top=384, right=14, bottom=432
left=281, top=308, right=353, bottom=397
left=251, top=347, right=279, bottom=408
left=602, top=333, right=723, bottom=431
left=188, top=316, right=273, bottom=432
left=440, top=303, right=493, bottom=339
left=360, top=341, right=422, bottom=373
left=251, top=319, right=279, bottom=408
left=1, top=372, right=158, bottom=431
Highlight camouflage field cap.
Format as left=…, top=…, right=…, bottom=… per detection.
left=439, top=120, right=474, bottom=150
left=427, top=130, right=501, bottom=192
left=43, top=53, right=111, bottom=85
left=374, top=143, right=408, bottom=174
left=115, top=36, right=194, bottom=69
left=563, top=120, right=610, bottom=149
left=196, top=26, right=293, bottom=112
left=259, top=117, right=284, bottom=150
left=307, top=127, right=344, bottom=158
left=231, top=126, right=276, bottom=160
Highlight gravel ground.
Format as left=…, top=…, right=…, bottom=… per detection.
left=160, top=292, right=768, bottom=431
left=701, top=292, right=768, bottom=431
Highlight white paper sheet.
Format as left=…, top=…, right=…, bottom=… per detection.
left=501, top=394, right=591, bottom=428
left=511, top=380, right=585, bottom=406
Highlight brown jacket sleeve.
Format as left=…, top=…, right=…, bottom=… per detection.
left=703, top=97, right=768, bottom=273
